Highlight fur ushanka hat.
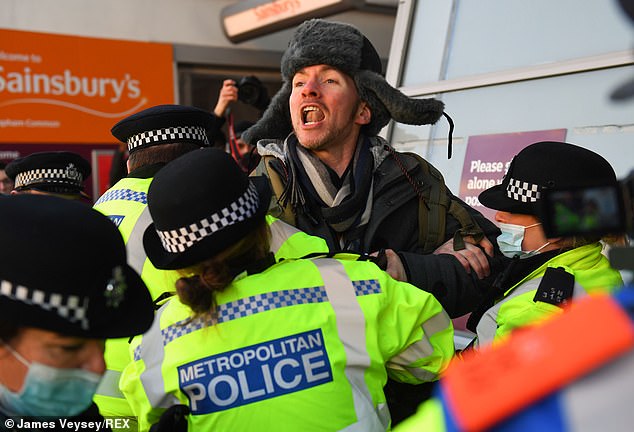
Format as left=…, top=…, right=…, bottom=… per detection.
left=242, top=19, right=446, bottom=145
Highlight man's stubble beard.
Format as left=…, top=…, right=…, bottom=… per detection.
left=295, top=118, right=357, bottom=154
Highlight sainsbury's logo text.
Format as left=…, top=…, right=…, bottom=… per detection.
left=0, top=67, right=141, bottom=104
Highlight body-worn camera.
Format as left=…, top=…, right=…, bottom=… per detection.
left=236, top=76, right=270, bottom=111
left=540, top=171, right=634, bottom=269
left=540, top=171, right=634, bottom=238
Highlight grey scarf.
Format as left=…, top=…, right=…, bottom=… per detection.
left=285, top=135, right=374, bottom=248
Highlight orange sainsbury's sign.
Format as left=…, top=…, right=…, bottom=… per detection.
left=0, top=29, right=174, bottom=144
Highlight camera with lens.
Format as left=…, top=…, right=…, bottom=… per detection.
left=540, top=170, right=634, bottom=270
left=236, top=76, right=270, bottom=111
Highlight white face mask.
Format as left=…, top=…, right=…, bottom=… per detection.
left=497, top=222, right=550, bottom=259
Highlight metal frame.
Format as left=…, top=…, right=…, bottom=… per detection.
left=400, top=50, right=634, bottom=98
left=173, top=44, right=282, bottom=69
left=382, top=0, right=417, bottom=139
left=383, top=0, right=634, bottom=143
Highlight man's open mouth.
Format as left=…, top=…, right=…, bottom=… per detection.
left=302, top=106, right=325, bottom=125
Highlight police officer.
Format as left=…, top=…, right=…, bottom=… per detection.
left=468, top=141, right=623, bottom=347
left=95, top=105, right=219, bottom=299
left=394, top=286, right=634, bottom=431
left=119, top=148, right=454, bottom=431
left=92, top=104, right=226, bottom=421
left=5, top=151, right=91, bottom=200
left=0, top=195, right=154, bottom=430
left=93, top=105, right=327, bottom=421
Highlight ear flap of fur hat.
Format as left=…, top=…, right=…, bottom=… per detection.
left=242, top=82, right=292, bottom=145
left=355, top=70, right=445, bottom=135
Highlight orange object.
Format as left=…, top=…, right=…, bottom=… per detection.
left=0, top=29, right=174, bottom=144
left=443, top=294, right=634, bottom=431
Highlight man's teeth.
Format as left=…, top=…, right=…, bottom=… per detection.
left=303, top=106, right=324, bottom=124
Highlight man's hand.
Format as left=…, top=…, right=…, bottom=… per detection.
left=371, top=249, right=408, bottom=282
left=213, top=79, right=239, bottom=117
left=433, top=236, right=494, bottom=279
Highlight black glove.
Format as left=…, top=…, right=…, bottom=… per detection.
left=149, top=404, right=190, bottom=432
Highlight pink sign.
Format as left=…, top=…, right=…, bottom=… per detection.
left=459, top=129, right=567, bottom=222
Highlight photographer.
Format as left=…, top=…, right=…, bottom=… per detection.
left=468, top=141, right=624, bottom=347
left=212, top=79, right=239, bottom=122
left=211, top=77, right=268, bottom=171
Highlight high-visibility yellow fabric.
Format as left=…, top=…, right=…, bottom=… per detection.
left=121, top=256, right=454, bottom=431
left=93, top=177, right=330, bottom=422
left=488, top=243, right=622, bottom=345
left=93, top=177, right=180, bottom=424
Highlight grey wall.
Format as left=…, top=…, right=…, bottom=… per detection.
left=0, top=0, right=396, bottom=60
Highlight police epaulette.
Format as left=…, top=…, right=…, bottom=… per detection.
left=533, top=266, right=574, bottom=308
left=153, top=291, right=176, bottom=309
left=298, top=251, right=372, bottom=262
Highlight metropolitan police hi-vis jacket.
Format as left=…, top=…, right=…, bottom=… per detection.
left=476, top=243, right=622, bottom=347
left=93, top=171, right=329, bottom=421
left=120, top=255, right=454, bottom=431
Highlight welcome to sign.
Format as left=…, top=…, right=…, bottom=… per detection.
left=0, top=29, right=174, bottom=144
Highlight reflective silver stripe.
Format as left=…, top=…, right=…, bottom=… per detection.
left=316, top=259, right=387, bottom=431
left=423, top=310, right=452, bottom=336
left=126, top=206, right=153, bottom=274
left=475, top=309, right=499, bottom=348
left=476, top=278, right=542, bottom=347
left=268, top=218, right=300, bottom=254
left=137, top=280, right=378, bottom=354
left=476, top=276, right=588, bottom=347
left=563, top=348, right=634, bottom=431
left=137, top=303, right=180, bottom=409
left=156, top=287, right=328, bottom=350
left=134, top=262, right=385, bottom=423
left=388, top=311, right=452, bottom=381
left=94, top=188, right=147, bottom=206
left=96, top=369, right=125, bottom=398
left=388, top=337, right=432, bottom=371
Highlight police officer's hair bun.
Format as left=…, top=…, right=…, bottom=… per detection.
left=175, top=222, right=270, bottom=321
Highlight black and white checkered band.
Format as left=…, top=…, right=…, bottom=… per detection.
left=506, top=177, right=541, bottom=203
left=0, top=280, right=90, bottom=330
left=14, top=164, right=83, bottom=189
left=127, top=126, right=209, bottom=151
left=157, top=182, right=260, bottom=253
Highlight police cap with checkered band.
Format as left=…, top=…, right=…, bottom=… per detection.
left=6, top=151, right=91, bottom=196
left=0, top=194, right=154, bottom=338
left=143, top=148, right=271, bottom=270
left=478, top=141, right=617, bottom=215
left=111, top=104, right=216, bottom=154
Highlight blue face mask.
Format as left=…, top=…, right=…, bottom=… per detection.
left=497, top=222, right=550, bottom=259
left=0, top=341, right=102, bottom=417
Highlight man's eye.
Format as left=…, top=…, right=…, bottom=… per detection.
left=293, top=81, right=304, bottom=88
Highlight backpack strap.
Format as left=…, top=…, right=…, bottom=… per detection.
left=403, top=151, right=449, bottom=253
left=253, top=155, right=296, bottom=226
left=448, top=199, right=485, bottom=250
left=259, top=148, right=485, bottom=254
left=402, top=151, right=485, bottom=252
